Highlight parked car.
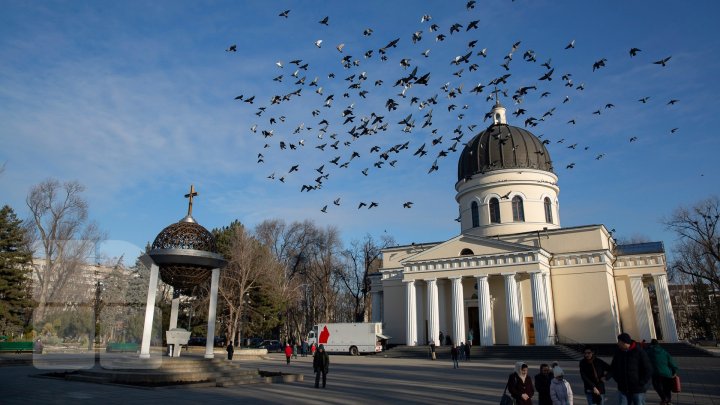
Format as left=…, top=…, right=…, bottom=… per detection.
left=254, top=339, right=283, bottom=353
left=244, top=337, right=263, bottom=348
left=187, top=336, right=226, bottom=347
left=187, top=337, right=206, bottom=346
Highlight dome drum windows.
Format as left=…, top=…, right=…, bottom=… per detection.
left=489, top=198, right=501, bottom=224
left=512, top=196, right=525, bottom=222
left=471, top=201, right=480, bottom=228
left=544, top=197, right=553, bottom=223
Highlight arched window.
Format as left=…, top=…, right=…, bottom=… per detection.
left=489, top=198, right=501, bottom=224
left=460, top=248, right=474, bottom=256
left=544, top=197, right=553, bottom=223
left=512, top=196, right=525, bottom=222
left=471, top=201, right=479, bottom=227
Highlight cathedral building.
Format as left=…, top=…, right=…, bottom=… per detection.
left=370, top=101, right=678, bottom=346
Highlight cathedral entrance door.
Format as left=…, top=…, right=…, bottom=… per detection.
left=467, top=307, right=479, bottom=345
left=525, top=317, right=535, bottom=345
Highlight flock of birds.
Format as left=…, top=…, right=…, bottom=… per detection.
left=226, top=2, right=680, bottom=215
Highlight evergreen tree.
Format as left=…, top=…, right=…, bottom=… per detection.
left=0, top=205, right=35, bottom=335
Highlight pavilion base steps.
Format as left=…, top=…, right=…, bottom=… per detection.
left=57, top=356, right=289, bottom=387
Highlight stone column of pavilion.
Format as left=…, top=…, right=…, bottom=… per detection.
left=140, top=185, right=227, bottom=359
left=504, top=273, right=524, bottom=346
left=404, top=280, right=417, bottom=346
left=653, top=273, right=679, bottom=342
left=450, top=277, right=465, bottom=346
left=629, top=275, right=654, bottom=342
left=475, top=274, right=494, bottom=346
left=427, top=279, right=440, bottom=346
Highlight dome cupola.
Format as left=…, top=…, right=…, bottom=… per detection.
left=148, top=185, right=226, bottom=292
left=458, top=101, right=553, bottom=182
left=455, top=102, right=560, bottom=237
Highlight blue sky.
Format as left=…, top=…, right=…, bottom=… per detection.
left=1, top=0, right=719, bottom=264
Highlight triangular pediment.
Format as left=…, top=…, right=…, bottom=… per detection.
left=401, top=234, right=536, bottom=264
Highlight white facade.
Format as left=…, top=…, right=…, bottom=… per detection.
left=372, top=107, right=678, bottom=346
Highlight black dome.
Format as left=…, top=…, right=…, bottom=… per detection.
left=149, top=218, right=222, bottom=291
left=457, top=123, right=553, bottom=181
left=151, top=220, right=218, bottom=253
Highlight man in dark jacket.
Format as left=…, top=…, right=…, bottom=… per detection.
left=580, top=346, right=610, bottom=405
left=534, top=363, right=554, bottom=405
left=313, top=344, right=330, bottom=388
left=611, top=333, right=652, bottom=405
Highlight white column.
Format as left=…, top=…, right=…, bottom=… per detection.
left=476, top=275, right=494, bottom=346
left=644, top=287, right=657, bottom=339
left=438, top=281, right=447, bottom=344
left=543, top=272, right=556, bottom=342
left=450, top=277, right=465, bottom=346
left=630, top=276, right=653, bottom=342
left=371, top=292, right=383, bottom=323
left=504, top=273, right=523, bottom=346
left=205, top=268, right=220, bottom=359
left=653, top=274, right=679, bottom=342
left=427, top=279, right=439, bottom=345
left=170, top=295, right=180, bottom=330
left=530, top=271, right=551, bottom=346
left=405, top=280, right=417, bottom=346
left=140, top=262, right=160, bottom=359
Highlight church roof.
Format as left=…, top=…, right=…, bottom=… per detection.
left=457, top=123, right=554, bottom=181
left=615, top=242, right=665, bottom=255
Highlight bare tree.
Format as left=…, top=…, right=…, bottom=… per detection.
left=255, top=219, right=348, bottom=342
left=664, top=195, right=720, bottom=339
left=339, top=233, right=395, bottom=322
left=215, top=222, right=284, bottom=345
left=26, top=179, right=105, bottom=322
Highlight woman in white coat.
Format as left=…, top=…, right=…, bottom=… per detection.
left=550, top=366, right=574, bottom=405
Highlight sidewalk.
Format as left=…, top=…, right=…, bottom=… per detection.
left=1, top=352, right=718, bottom=404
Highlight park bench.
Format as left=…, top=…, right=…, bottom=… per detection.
left=0, top=341, right=34, bottom=353
left=106, top=342, right=140, bottom=353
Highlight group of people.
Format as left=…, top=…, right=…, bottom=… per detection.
left=506, top=333, right=679, bottom=405
left=449, top=341, right=473, bottom=368
left=286, top=342, right=330, bottom=388
left=226, top=339, right=330, bottom=388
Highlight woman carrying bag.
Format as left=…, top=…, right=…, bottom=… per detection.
left=645, top=339, right=679, bottom=405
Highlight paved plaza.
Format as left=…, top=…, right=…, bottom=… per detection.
left=1, top=352, right=719, bottom=405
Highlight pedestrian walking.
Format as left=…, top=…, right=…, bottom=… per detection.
left=464, top=340, right=471, bottom=361
left=313, top=344, right=329, bottom=388
left=645, top=339, right=679, bottom=405
left=579, top=346, right=610, bottom=405
left=301, top=340, right=308, bottom=357
left=226, top=341, right=234, bottom=360
left=293, top=342, right=298, bottom=359
left=311, top=342, right=317, bottom=356
left=550, top=366, right=574, bottom=405
left=451, top=345, right=460, bottom=368
left=429, top=341, right=436, bottom=360
left=439, top=331, right=444, bottom=346
left=535, top=363, right=554, bottom=405
left=284, top=343, right=293, bottom=364
left=507, top=361, right=535, bottom=405
left=610, top=333, right=652, bottom=405
left=459, top=342, right=466, bottom=361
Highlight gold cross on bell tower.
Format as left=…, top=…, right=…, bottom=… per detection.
left=184, top=184, right=198, bottom=216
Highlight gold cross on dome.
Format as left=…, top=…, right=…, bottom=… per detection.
left=492, top=87, right=501, bottom=104
left=184, top=184, right=198, bottom=216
